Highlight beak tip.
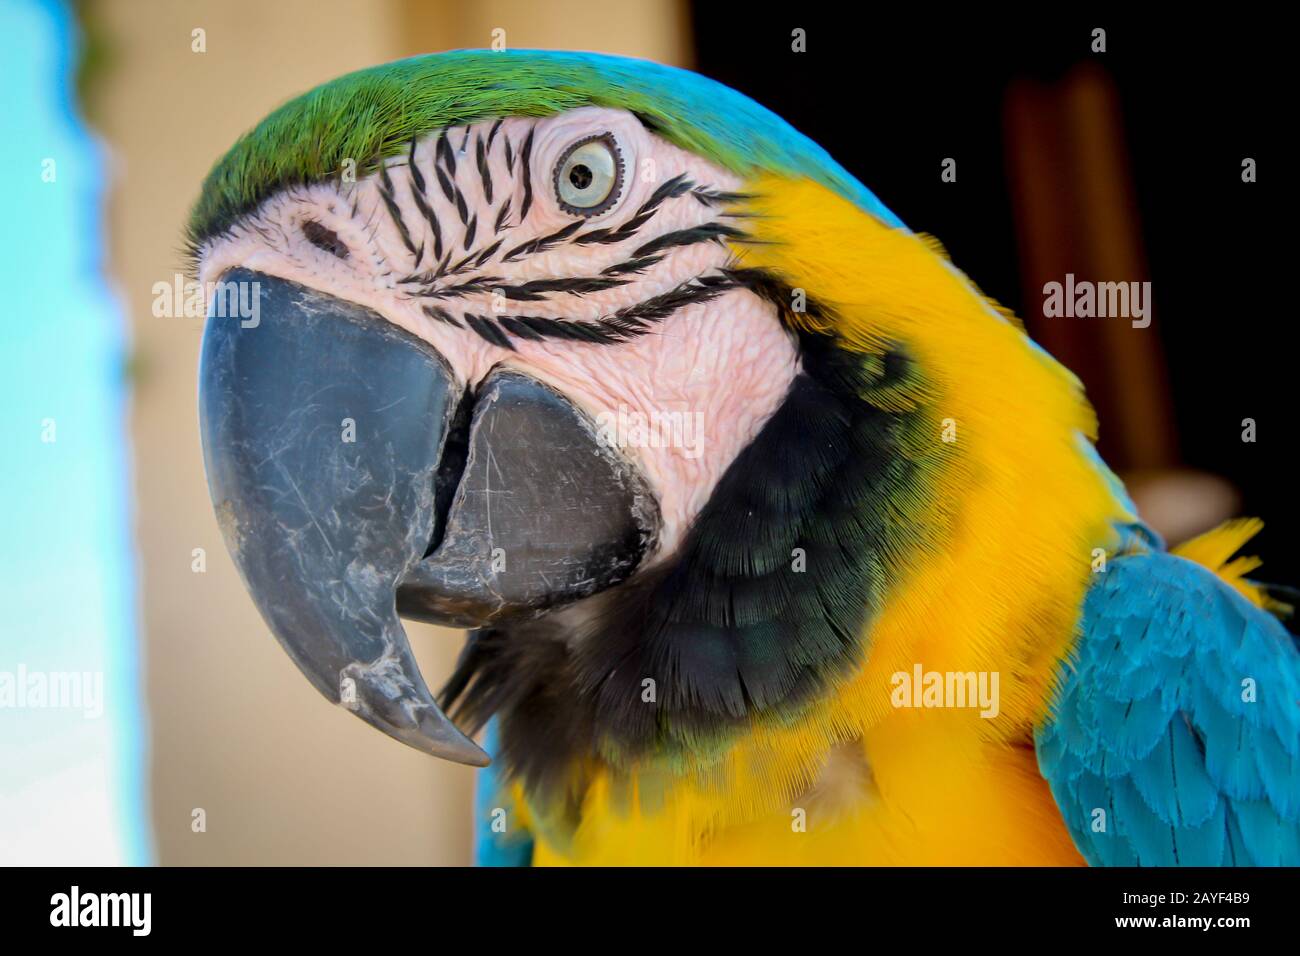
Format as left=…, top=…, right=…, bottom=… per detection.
left=419, top=720, right=492, bottom=768
left=350, top=688, right=491, bottom=767
left=414, top=731, right=492, bottom=768
left=411, top=707, right=491, bottom=766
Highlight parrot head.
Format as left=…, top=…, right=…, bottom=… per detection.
left=191, top=51, right=1122, bottom=794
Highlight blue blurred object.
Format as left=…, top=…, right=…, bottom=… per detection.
left=0, top=0, right=152, bottom=865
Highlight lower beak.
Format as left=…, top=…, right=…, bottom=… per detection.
left=198, top=269, right=656, bottom=764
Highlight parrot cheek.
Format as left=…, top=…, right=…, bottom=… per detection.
left=198, top=268, right=659, bottom=763
left=497, top=284, right=802, bottom=558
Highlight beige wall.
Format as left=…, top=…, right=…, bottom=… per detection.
left=92, top=0, right=688, bottom=865
left=396, top=0, right=690, bottom=63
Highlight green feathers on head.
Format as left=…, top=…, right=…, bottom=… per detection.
left=187, top=49, right=898, bottom=250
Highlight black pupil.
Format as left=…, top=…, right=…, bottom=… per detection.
left=569, top=163, right=593, bottom=190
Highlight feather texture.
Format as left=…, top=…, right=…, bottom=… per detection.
left=1036, top=545, right=1300, bottom=865
left=470, top=176, right=1139, bottom=864
left=473, top=719, right=535, bottom=867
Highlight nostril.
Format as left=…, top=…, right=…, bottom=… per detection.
left=425, top=386, right=474, bottom=557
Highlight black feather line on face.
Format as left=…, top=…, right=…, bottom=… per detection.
left=422, top=303, right=463, bottom=328
left=494, top=315, right=545, bottom=342
left=405, top=147, right=444, bottom=262
left=475, top=135, right=494, bottom=205
left=435, top=165, right=456, bottom=205
left=407, top=138, right=427, bottom=196
left=692, top=187, right=754, bottom=207
left=445, top=248, right=479, bottom=276
left=473, top=238, right=504, bottom=268
left=429, top=213, right=444, bottom=262
left=498, top=314, right=621, bottom=344
left=518, top=128, right=536, bottom=222
left=463, top=312, right=516, bottom=350
left=416, top=270, right=740, bottom=341
left=436, top=129, right=456, bottom=177
left=632, top=222, right=747, bottom=259
left=499, top=275, right=629, bottom=301
left=430, top=248, right=451, bottom=281
left=611, top=271, right=733, bottom=324
left=502, top=219, right=584, bottom=263
left=453, top=186, right=470, bottom=226
left=600, top=254, right=664, bottom=277
left=414, top=276, right=503, bottom=300
left=440, top=329, right=936, bottom=804
left=641, top=173, right=696, bottom=213
left=494, top=201, right=512, bottom=234
left=377, top=162, right=420, bottom=265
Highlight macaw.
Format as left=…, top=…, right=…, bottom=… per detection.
left=190, top=50, right=1299, bottom=866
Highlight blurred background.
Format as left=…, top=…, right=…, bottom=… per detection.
left=0, top=1, right=1288, bottom=865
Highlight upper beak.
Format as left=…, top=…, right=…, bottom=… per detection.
left=198, top=269, right=657, bottom=764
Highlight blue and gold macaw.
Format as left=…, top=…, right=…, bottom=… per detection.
left=189, top=50, right=1299, bottom=865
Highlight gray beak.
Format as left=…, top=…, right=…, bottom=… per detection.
left=198, top=269, right=657, bottom=763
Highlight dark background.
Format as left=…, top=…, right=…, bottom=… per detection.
left=691, top=11, right=1294, bottom=582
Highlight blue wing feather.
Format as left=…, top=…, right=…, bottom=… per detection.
left=472, top=719, right=534, bottom=867
left=1037, top=550, right=1300, bottom=865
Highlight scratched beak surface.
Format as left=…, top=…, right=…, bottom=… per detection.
left=198, top=268, right=660, bottom=764
left=199, top=269, right=487, bottom=765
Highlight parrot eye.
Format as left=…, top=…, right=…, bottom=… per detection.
left=553, top=133, right=623, bottom=217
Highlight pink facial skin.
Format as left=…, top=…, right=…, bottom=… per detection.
left=197, top=107, right=800, bottom=559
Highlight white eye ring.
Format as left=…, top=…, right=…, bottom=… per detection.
left=553, top=133, right=624, bottom=217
